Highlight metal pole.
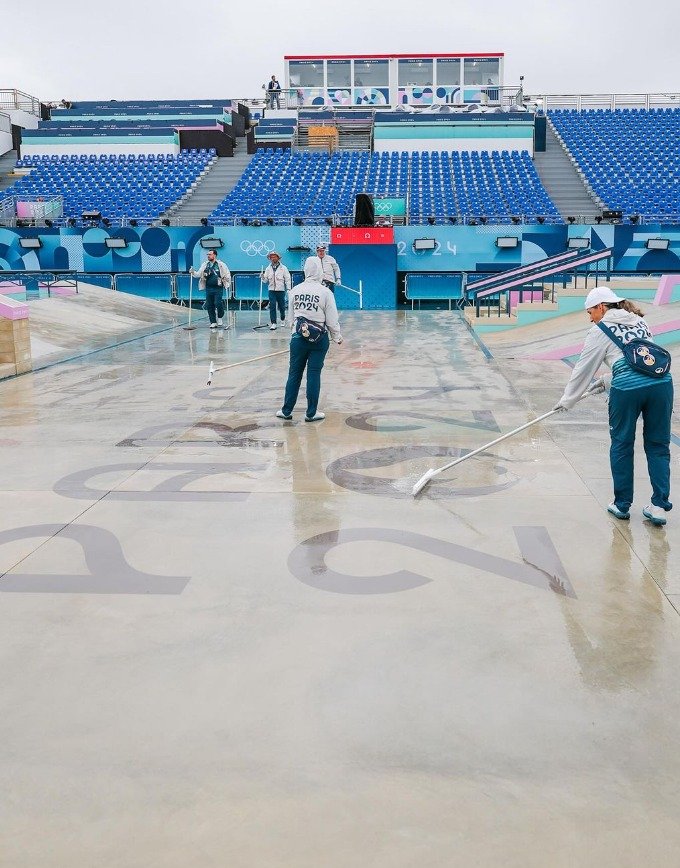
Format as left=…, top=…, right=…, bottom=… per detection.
left=359, top=279, right=363, bottom=310
left=183, top=273, right=197, bottom=331
left=253, top=268, right=269, bottom=330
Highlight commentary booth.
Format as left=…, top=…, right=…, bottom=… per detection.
left=283, top=53, right=505, bottom=108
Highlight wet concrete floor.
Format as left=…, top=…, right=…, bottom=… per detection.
left=1, top=310, right=679, bottom=867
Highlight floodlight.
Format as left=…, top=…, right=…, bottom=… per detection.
left=427, top=216, right=436, bottom=225
left=413, top=238, right=437, bottom=251
left=19, top=237, right=42, bottom=249
left=200, top=217, right=209, bottom=226
left=645, top=238, right=670, bottom=250
left=199, top=237, right=224, bottom=249
left=567, top=237, right=590, bottom=249
left=495, top=236, right=519, bottom=249
left=104, top=237, right=128, bottom=249
left=82, top=210, right=101, bottom=220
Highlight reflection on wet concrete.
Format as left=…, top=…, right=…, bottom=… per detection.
left=288, top=526, right=574, bottom=596
left=117, top=420, right=283, bottom=449
left=326, top=444, right=519, bottom=499
left=345, top=409, right=500, bottom=434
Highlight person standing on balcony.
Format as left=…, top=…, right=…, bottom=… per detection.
left=190, top=249, right=232, bottom=329
left=311, top=244, right=341, bottom=292
left=267, top=75, right=282, bottom=109
left=262, top=251, right=291, bottom=330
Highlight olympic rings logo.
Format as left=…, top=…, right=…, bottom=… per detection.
left=240, top=240, right=276, bottom=256
left=374, top=201, right=392, bottom=214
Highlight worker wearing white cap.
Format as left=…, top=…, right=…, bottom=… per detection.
left=311, top=244, right=341, bottom=292
left=554, top=286, right=673, bottom=525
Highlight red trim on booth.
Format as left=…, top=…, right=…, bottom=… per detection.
left=284, top=53, right=504, bottom=60
left=332, top=227, right=395, bottom=245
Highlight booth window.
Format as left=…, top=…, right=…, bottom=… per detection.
left=436, top=58, right=461, bottom=86
left=327, top=60, right=351, bottom=88
left=354, top=59, right=388, bottom=88
left=288, top=61, right=324, bottom=88
left=398, top=59, right=433, bottom=87
left=465, top=58, right=500, bottom=87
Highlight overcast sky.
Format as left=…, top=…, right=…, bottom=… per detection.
left=2, top=0, right=679, bottom=101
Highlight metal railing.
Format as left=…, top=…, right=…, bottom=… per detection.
left=537, top=92, right=680, bottom=113
left=0, top=88, right=41, bottom=117
left=0, top=270, right=79, bottom=295
left=0, top=109, right=11, bottom=133
left=470, top=249, right=614, bottom=317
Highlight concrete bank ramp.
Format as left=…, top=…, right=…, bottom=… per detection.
left=25, top=283, right=198, bottom=370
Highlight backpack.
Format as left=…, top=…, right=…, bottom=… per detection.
left=597, top=322, right=671, bottom=379
left=295, top=316, right=327, bottom=343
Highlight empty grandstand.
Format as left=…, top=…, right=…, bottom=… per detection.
left=4, top=151, right=215, bottom=226
left=210, top=148, right=561, bottom=225
left=549, top=108, right=680, bottom=222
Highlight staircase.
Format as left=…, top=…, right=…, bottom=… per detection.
left=0, top=149, right=18, bottom=193
left=165, top=151, right=254, bottom=225
left=534, top=121, right=600, bottom=222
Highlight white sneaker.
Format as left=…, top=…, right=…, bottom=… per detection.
left=269, top=324, right=277, bottom=331
left=305, top=412, right=325, bottom=422
left=607, top=502, right=630, bottom=520
left=276, top=410, right=292, bottom=420
left=217, top=318, right=223, bottom=327
left=643, top=504, right=667, bottom=526
left=209, top=323, right=217, bottom=329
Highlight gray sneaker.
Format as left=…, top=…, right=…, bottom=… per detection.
left=305, top=412, right=325, bottom=422
left=276, top=410, right=292, bottom=420
left=643, top=504, right=667, bottom=526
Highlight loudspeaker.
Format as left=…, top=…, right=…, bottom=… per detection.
left=354, top=193, right=374, bottom=227
left=602, top=209, right=623, bottom=220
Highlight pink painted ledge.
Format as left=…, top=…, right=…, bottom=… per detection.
left=654, top=275, right=680, bottom=306
left=0, top=297, right=29, bottom=320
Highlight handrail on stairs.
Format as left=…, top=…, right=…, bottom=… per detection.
left=472, top=248, right=614, bottom=317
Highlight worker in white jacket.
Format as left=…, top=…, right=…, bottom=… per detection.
left=554, top=286, right=673, bottom=525
left=262, top=251, right=291, bottom=330
left=276, top=258, right=343, bottom=422
left=310, top=244, right=341, bottom=292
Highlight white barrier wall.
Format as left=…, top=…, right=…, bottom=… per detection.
left=373, top=119, right=535, bottom=155
left=0, top=130, right=12, bottom=155
left=7, top=109, right=39, bottom=130
left=20, top=142, right=180, bottom=157
left=374, top=137, right=533, bottom=154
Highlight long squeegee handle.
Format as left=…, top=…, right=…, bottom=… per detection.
left=431, top=408, right=558, bottom=476
left=432, top=388, right=598, bottom=477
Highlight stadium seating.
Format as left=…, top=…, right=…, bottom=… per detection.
left=549, top=108, right=680, bottom=220
left=6, top=151, right=215, bottom=225
left=210, top=148, right=560, bottom=225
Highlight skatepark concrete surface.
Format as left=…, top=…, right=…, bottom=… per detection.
left=1, top=306, right=679, bottom=868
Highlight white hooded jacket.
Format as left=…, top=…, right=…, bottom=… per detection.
left=558, top=308, right=656, bottom=408
left=288, top=260, right=342, bottom=343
